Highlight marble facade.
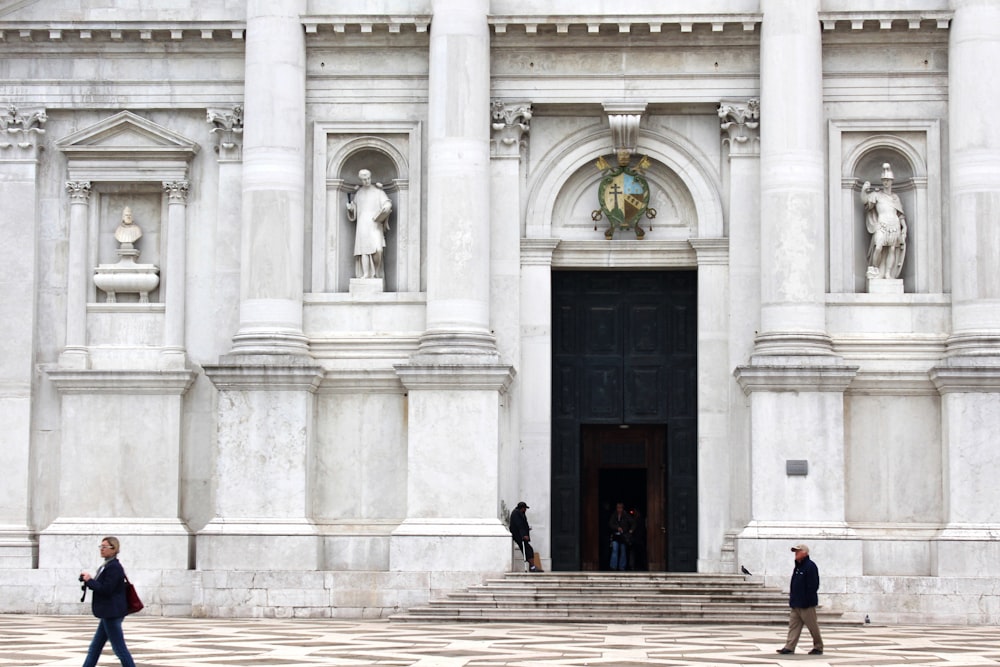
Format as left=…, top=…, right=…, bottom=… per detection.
left=1, top=0, right=999, bottom=624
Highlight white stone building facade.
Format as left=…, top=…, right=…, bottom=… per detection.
left=1, top=0, right=999, bottom=624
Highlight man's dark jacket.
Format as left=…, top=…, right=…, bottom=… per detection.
left=788, top=555, right=820, bottom=608
left=509, top=509, right=530, bottom=541
left=85, top=557, right=128, bottom=619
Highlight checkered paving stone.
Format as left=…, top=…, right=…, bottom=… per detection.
left=2, top=615, right=1000, bottom=667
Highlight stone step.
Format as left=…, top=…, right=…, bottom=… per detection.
left=392, top=572, right=852, bottom=625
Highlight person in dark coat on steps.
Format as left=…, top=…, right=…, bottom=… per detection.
left=509, top=501, right=540, bottom=571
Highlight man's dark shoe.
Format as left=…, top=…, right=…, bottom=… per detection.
left=528, top=565, right=539, bottom=572
left=776, top=648, right=793, bottom=654
left=809, top=649, right=823, bottom=655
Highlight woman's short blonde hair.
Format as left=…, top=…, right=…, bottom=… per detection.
left=101, top=536, right=120, bottom=554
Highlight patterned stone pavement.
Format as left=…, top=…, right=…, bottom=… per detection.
left=2, top=615, right=1000, bottom=667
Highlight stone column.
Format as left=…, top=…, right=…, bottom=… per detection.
left=201, top=0, right=323, bottom=571
left=491, top=101, right=535, bottom=561
left=717, top=100, right=760, bottom=572
left=228, top=0, right=308, bottom=356
left=756, top=0, right=831, bottom=358
left=930, top=0, right=1000, bottom=575
left=518, top=239, right=559, bottom=571
left=418, top=0, right=495, bottom=358
left=735, top=3, right=859, bottom=575
left=61, top=181, right=91, bottom=369
left=391, top=0, right=514, bottom=578
left=161, top=180, right=189, bottom=369
left=0, top=105, right=45, bottom=567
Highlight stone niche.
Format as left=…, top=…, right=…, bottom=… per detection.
left=829, top=120, right=943, bottom=295
left=310, top=122, right=422, bottom=295
left=56, top=110, right=198, bottom=367
left=93, top=189, right=162, bottom=304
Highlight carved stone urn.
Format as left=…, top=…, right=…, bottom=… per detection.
left=93, top=243, right=160, bottom=303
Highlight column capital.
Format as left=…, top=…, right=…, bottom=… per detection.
left=0, top=104, right=46, bottom=157
left=718, top=99, right=760, bottom=157
left=163, top=180, right=190, bottom=203
left=490, top=101, right=532, bottom=158
left=65, top=180, right=92, bottom=202
left=207, top=105, right=244, bottom=162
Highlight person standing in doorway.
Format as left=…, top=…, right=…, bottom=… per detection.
left=776, top=543, right=824, bottom=655
left=607, top=501, right=634, bottom=571
left=509, top=501, right=540, bottom=572
left=79, top=536, right=136, bottom=667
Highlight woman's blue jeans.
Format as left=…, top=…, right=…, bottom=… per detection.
left=82, top=616, right=135, bottom=667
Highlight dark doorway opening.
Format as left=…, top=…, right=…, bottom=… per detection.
left=551, top=270, right=698, bottom=572
left=598, top=468, right=646, bottom=570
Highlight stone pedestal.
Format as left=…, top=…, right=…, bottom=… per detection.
left=93, top=247, right=159, bottom=303
left=39, top=518, right=192, bottom=570
left=390, top=364, right=514, bottom=574
left=734, top=364, right=861, bottom=576
left=349, top=278, right=384, bottom=296
left=867, top=277, right=903, bottom=295
left=42, top=369, right=197, bottom=570
left=200, top=360, right=324, bottom=570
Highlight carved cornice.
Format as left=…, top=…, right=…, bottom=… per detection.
left=718, top=99, right=759, bottom=157
left=734, top=364, right=859, bottom=395
left=46, top=368, right=197, bottom=395
left=490, top=14, right=761, bottom=34
left=490, top=101, right=532, bottom=158
left=206, top=105, right=243, bottom=163
left=818, top=11, right=951, bottom=32
left=0, top=23, right=246, bottom=42
left=163, top=180, right=190, bottom=204
left=301, top=15, right=430, bottom=35
left=65, top=180, right=91, bottom=202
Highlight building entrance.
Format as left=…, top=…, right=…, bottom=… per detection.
left=550, top=270, right=697, bottom=572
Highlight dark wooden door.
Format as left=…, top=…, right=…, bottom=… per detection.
left=551, top=270, right=697, bottom=571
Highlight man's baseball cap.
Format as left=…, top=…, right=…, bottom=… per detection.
left=791, top=544, right=809, bottom=553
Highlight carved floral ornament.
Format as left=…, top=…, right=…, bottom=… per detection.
left=0, top=104, right=47, bottom=149
left=490, top=101, right=532, bottom=155
left=718, top=98, right=759, bottom=146
left=206, top=105, right=243, bottom=143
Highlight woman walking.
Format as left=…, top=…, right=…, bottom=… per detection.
left=79, top=536, right=136, bottom=667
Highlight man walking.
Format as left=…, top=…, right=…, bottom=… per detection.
left=509, top=501, right=540, bottom=572
left=777, top=544, right=823, bottom=655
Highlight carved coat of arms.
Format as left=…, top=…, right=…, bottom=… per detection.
left=592, top=155, right=656, bottom=239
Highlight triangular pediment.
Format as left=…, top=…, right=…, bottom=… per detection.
left=57, top=111, right=199, bottom=182
left=0, top=0, right=42, bottom=19
left=58, top=110, right=199, bottom=154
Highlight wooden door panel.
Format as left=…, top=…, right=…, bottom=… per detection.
left=551, top=271, right=697, bottom=572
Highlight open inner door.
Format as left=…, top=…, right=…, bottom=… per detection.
left=581, top=424, right=666, bottom=571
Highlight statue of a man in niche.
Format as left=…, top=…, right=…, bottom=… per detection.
left=346, top=169, right=392, bottom=280
left=861, top=163, right=907, bottom=280
left=114, top=206, right=142, bottom=247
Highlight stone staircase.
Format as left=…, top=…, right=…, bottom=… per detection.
left=394, top=572, right=850, bottom=624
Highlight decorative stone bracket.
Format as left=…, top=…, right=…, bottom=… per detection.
left=603, top=101, right=646, bottom=166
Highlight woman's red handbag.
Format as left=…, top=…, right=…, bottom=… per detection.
left=124, top=575, right=144, bottom=615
